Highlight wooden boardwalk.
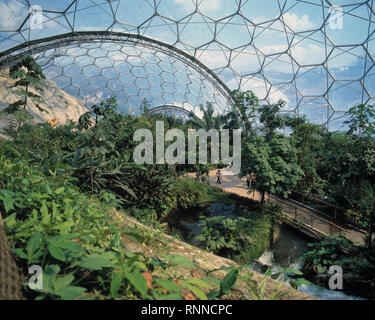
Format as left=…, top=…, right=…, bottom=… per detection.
left=188, top=168, right=366, bottom=246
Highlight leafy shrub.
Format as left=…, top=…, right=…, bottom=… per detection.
left=302, top=235, right=356, bottom=275
left=194, top=204, right=273, bottom=261
left=172, top=178, right=225, bottom=209
left=126, top=166, right=174, bottom=217
left=195, top=216, right=246, bottom=255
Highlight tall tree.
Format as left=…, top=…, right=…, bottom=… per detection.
left=243, top=135, right=303, bottom=204
left=3, top=56, right=46, bottom=136
left=258, top=100, right=286, bottom=141
left=188, top=102, right=223, bottom=130
left=344, top=103, right=375, bottom=138
left=230, top=90, right=259, bottom=136
left=290, top=122, right=326, bottom=194
left=242, top=100, right=303, bottom=203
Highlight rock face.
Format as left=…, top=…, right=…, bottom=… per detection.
left=0, top=69, right=89, bottom=134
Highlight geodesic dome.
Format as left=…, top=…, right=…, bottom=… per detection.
left=0, top=0, right=374, bottom=130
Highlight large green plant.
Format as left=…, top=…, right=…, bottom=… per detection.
left=3, top=56, right=46, bottom=136
left=344, top=103, right=375, bottom=138
left=230, top=90, right=259, bottom=136
left=243, top=134, right=303, bottom=203
left=195, top=216, right=247, bottom=256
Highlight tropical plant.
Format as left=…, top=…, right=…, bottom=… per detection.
left=0, top=149, right=238, bottom=300
left=241, top=268, right=291, bottom=300
left=195, top=216, right=247, bottom=256
left=188, top=102, right=223, bottom=131
left=230, top=89, right=259, bottom=136
left=242, top=134, right=303, bottom=203
left=2, top=55, right=46, bottom=136
left=344, top=103, right=375, bottom=138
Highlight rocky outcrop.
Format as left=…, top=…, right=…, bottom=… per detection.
left=0, top=69, right=89, bottom=134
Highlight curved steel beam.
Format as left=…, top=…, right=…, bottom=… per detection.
left=146, top=104, right=192, bottom=117
left=0, top=31, right=234, bottom=107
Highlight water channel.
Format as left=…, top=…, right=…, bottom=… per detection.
left=163, top=200, right=364, bottom=300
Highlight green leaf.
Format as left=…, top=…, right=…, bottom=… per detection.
left=186, top=278, right=213, bottom=289
left=42, top=265, right=60, bottom=292
left=56, top=286, right=86, bottom=300
left=149, top=258, right=167, bottom=270
left=123, top=271, right=148, bottom=297
left=110, top=271, right=123, bottom=299
left=122, top=232, right=144, bottom=243
left=55, top=241, right=86, bottom=255
left=153, top=279, right=180, bottom=294
left=3, top=196, right=15, bottom=213
left=80, top=256, right=114, bottom=270
left=54, top=274, right=74, bottom=292
left=207, top=290, right=220, bottom=299
left=12, top=248, right=27, bottom=259
left=157, top=293, right=183, bottom=300
left=182, top=283, right=208, bottom=300
left=220, top=268, right=238, bottom=295
left=54, top=187, right=65, bottom=195
left=165, top=255, right=195, bottom=268
left=26, top=233, right=42, bottom=262
left=48, top=244, right=66, bottom=262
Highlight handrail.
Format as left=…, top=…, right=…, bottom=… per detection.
left=291, top=189, right=344, bottom=211
left=268, top=194, right=346, bottom=236
left=290, top=189, right=347, bottom=221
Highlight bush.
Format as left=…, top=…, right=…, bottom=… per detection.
left=171, top=178, right=225, bottom=209
left=192, top=201, right=273, bottom=262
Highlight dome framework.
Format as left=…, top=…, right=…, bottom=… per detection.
left=0, top=0, right=374, bottom=129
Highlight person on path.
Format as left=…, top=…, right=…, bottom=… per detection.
left=216, top=169, right=222, bottom=184
left=246, top=173, right=250, bottom=188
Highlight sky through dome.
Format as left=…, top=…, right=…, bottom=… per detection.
left=0, top=0, right=374, bottom=130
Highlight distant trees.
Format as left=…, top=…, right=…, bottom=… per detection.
left=188, top=102, right=224, bottom=131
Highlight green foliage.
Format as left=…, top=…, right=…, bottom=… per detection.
left=344, top=103, right=375, bottom=138
left=194, top=205, right=273, bottom=262
left=0, top=150, right=236, bottom=300
left=195, top=216, right=246, bottom=255
left=172, top=178, right=213, bottom=209
left=301, top=235, right=371, bottom=276
left=258, top=100, right=286, bottom=140
left=2, top=56, right=46, bottom=135
left=126, top=166, right=173, bottom=217
left=188, top=102, right=223, bottom=131
left=243, top=134, right=303, bottom=202
left=289, top=122, right=327, bottom=194
left=241, top=268, right=291, bottom=300
left=230, top=90, right=259, bottom=135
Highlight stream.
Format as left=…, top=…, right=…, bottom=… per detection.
left=163, top=200, right=365, bottom=300
left=253, top=224, right=364, bottom=300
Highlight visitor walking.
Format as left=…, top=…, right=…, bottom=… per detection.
left=250, top=172, right=256, bottom=187
left=216, top=169, right=222, bottom=184
left=246, top=173, right=250, bottom=188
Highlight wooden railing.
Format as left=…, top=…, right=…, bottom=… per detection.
left=290, top=190, right=346, bottom=221
left=268, top=194, right=346, bottom=237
